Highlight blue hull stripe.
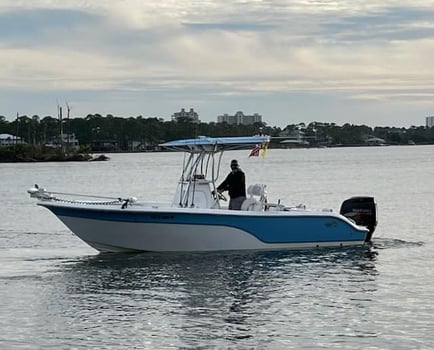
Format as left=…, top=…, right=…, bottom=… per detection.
left=44, top=205, right=367, bottom=244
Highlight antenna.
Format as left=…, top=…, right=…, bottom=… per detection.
left=57, top=102, right=64, bottom=153
left=66, top=101, right=71, bottom=149
left=16, top=112, right=19, bottom=145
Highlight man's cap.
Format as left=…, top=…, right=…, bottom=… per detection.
left=230, top=159, right=239, bottom=167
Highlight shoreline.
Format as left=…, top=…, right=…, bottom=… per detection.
left=0, top=145, right=109, bottom=163
left=0, top=142, right=427, bottom=163
left=0, top=154, right=110, bottom=163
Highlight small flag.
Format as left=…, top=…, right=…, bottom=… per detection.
left=261, top=143, right=268, bottom=158
left=249, top=144, right=261, bottom=157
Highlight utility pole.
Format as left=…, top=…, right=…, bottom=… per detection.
left=66, top=102, right=71, bottom=152
left=58, top=104, right=64, bottom=153
left=15, top=112, right=19, bottom=146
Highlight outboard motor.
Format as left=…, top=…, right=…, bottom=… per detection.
left=340, top=197, right=377, bottom=242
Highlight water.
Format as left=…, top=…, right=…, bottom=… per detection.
left=1, top=146, right=434, bottom=349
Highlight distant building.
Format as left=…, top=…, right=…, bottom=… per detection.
left=0, top=133, right=23, bottom=146
left=217, top=111, right=262, bottom=125
left=365, top=137, right=387, bottom=146
left=172, top=108, right=200, bottom=123
left=426, top=116, right=434, bottom=128
left=45, top=133, right=80, bottom=151
left=278, top=129, right=310, bottom=147
left=90, top=140, right=118, bottom=152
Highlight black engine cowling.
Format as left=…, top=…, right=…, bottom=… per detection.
left=340, top=196, right=377, bottom=242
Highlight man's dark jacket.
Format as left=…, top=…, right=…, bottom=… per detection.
left=217, top=169, right=246, bottom=198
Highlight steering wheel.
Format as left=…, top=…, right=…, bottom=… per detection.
left=218, top=192, right=227, bottom=201
left=212, top=190, right=227, bottom=201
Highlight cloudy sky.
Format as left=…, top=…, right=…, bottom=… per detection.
left=1, top=0, right=434, bottom=128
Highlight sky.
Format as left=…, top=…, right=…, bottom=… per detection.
left=1, top=0, right=434, bottom=128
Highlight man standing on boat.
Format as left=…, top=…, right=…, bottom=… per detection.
left=217, top=159, right=246, bottom=210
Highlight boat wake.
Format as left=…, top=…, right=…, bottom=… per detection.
left=370, top=237, right=424, bottom=250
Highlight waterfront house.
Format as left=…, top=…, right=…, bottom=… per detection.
left=0, top=133, right=23, bottom=146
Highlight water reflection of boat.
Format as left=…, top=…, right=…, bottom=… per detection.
left=44, top=246, right=379, bottom=348
left=28, top=135, right=377, bottom=253
left=59, top=246, right=378, bottom=293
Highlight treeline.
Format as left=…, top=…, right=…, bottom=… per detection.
left=1, top=114, right=434, bottom=150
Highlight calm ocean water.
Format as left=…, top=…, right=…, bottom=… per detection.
left=1, top=146, right=434, bottom=349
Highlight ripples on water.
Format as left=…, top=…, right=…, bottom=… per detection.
left=1, top=242, right=433, bottom=349
left=0, top=242, right=417, bottom=349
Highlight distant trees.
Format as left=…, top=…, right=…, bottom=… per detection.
left=374, top=125, right=434, bottom=145
left=0, top=116, right=8, bottom=132
left=1, top=114, right=434, bottom=151
left=280, top=121, right=434, bottom=146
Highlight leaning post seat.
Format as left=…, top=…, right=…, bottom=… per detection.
left=241, top=184, right=267, bottom=211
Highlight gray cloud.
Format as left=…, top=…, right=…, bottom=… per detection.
left=0, top=9, right=101, bottom=43
left=182, top=22, right=276, bottom=32
left=322, top=6, right=434, bottom=42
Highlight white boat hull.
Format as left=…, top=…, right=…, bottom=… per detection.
left=40, top=202, right=369, bottom=252
left=58, top=216, right=365, bottom=252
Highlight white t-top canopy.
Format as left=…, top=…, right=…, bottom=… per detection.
left=160, top=135, right=269, bottom=153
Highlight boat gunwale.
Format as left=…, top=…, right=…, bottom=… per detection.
left=37, top=200, right=368, bottom=233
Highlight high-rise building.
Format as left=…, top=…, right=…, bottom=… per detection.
left=426, top=116, right=434, bottom=128
left=217, top=111, right=262, bottom=125
left=172, top=108, right=200, bottom=123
